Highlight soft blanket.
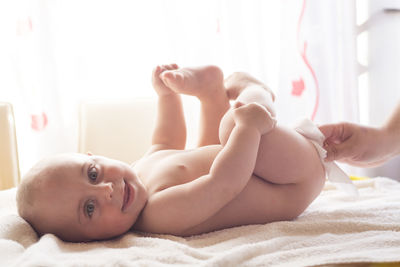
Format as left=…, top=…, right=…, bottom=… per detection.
left=1, top=177, right=400, bottom=267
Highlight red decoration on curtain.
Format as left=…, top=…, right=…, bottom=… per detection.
left=291, top=77, right=305, bottom=96
left=216, top=18, right=221, bottom=34
left=297, top=0, right=320, bottom=121
left=31, top=112, right=48, bottom=131
left=16, top=16, right=33, bottom=36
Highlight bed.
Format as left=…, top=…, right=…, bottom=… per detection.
left=1, top=100, right=400, bottom=266
left=1, top=177, right=400, bottom=266
left=0, top=102, right=20, bottom=191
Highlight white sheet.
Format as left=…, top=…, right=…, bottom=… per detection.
left=1, top=178, right=400, bottom=266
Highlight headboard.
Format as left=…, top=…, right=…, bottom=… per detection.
left=0, top=102, right=20, bottom=190
left=78, top=98, right=157, bottom=164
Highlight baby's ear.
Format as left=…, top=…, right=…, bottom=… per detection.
left=86, top=151, right=93, bottom=156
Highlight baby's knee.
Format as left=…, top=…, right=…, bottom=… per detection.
left=236, top=86, right=275, bottom=117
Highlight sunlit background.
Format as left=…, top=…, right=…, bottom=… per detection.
left=1, top=0, right=400, bottom=179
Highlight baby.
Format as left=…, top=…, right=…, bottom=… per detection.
left=17, top=65, right=326, bottom=242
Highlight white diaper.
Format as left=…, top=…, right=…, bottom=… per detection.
left=294, top=119, right=359, bottom=196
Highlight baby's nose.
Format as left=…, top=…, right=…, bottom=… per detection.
left=99, top=182, right=114, bottom=201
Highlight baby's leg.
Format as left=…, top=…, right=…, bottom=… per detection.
left=161, top=66, right=230, bottom=146
left=219, top=74, right=325, bottom=186
left=219, top=82, right=275, bottom=146
left=225, top=72, right=275, bottom=117
left=224, top=72, right=275, bottom=101
left=255, top=125, right=325, bottom=184
left=221, top=113, right=325, bottom=186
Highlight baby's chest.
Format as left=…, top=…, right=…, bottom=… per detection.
left=151, top=162, right=196, bottom=188
left=135, top=148, right=218, bottom=193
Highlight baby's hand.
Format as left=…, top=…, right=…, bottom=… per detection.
left=152, top=64, right=179, bottom=96
left=232, top=102, right=276, bottom=135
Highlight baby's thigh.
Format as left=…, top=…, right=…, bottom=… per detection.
left=219, top=111, right=325, bottom=189
left=214, top=176, right=323, bottom=226
left=254, top=125, right=325, bottom=185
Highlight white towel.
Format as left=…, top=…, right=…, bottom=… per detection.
left=1, top=177, right=400, bottom=266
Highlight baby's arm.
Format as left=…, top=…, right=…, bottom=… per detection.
left=148, top=65, right=187, bottom=153
left=136, top=103, right=275, bottom=235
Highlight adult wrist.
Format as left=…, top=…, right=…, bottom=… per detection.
left=381, top=125, right=400, bottom=157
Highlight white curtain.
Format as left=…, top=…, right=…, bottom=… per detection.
left=277, top=0, right=359, bottom=126
left=1, top=0, right=283, bottom=175
left=1, top=0, right=386, bottom=178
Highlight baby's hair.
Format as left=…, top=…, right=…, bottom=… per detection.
left=17, top=176, right=37, bottom=218
left=16, top=160, right=50, bottom=236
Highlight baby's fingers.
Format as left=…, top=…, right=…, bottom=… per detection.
left=233, top=101, right=245, bottom=109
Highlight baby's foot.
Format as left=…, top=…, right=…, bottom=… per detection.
left=152, top=64, right=179, bottom=96
left=224, top=72, right=275, bottom=101
left=160, top=65, right=224, bottom=100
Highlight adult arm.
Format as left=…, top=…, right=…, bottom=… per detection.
left=319, top=101, right=400, bottom=167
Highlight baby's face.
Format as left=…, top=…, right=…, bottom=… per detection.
left=33, top=153, right=148, bottom=241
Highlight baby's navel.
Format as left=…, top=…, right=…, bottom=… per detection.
left=177, top=164, right=187, bottom=171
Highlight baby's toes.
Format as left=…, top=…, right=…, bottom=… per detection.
left=162, top=64, right=179, bottom=71
left=170, top=63, right=179, bottom=70
left=160, top=71, right=184, bottom=91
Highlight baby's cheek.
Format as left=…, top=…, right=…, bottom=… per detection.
left=97, top=213, right=131, bottom=238
left=111, top=209, right=134, bottom=227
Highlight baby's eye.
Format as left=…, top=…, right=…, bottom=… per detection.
left=88, top=167, right=98, bottom=182
left=85, top=201, right=95, bottom=218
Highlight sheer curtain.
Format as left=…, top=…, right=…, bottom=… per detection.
left=278, top=0, right=362, bottom=176
left=0, top=0, right=374, bottom=178
left=1, top=0, right=283, bottom=175
left=277, top=0, right=359, bottom=126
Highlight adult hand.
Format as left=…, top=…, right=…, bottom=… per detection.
left=319, top=122, right=395, bottom=167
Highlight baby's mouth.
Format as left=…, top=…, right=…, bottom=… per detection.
left=122, top=180, right=130, bottom=211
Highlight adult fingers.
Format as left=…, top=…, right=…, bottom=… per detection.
left=324, top=138, right=355, bottom=162
left=318, top=124, right=335, bottom=139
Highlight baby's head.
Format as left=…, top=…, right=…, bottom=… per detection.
left=16, top=153, right=148, bottom=242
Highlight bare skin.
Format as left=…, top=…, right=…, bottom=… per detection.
left=18, top=65, right=326, bottom=241
left=320, top=101, right=400, bottom=167
left=133, top=65, right=326, bottom=236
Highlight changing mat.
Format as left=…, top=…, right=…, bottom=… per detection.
left=1, top=177, right=400, bottom=266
